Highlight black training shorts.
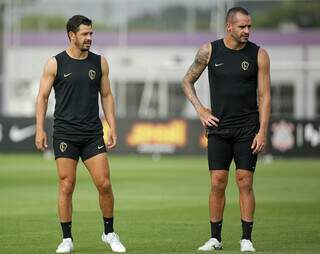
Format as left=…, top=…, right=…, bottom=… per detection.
left=207, top=125, right=259, bottom=171
left=53, top=136, right=107, bottom=162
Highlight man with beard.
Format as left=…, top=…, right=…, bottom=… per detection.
left=182, top=7, right=270, bottom=252
left=35, top=15, right=126, bottom=253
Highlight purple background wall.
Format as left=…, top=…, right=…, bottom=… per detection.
left=7, top=30, right=320, bottom=47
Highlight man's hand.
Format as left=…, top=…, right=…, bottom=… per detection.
left=35, top=129, right=48, bottom=152
left=197, top=106, right=219, bottom=128
left=251, top=131, right=266, bottom=154
left=107, top=128, right=117, bottom=150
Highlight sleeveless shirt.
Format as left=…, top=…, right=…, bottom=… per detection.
left=52, top=51, right=103, bottom=140
left=207, top=39, right=260, bottom=130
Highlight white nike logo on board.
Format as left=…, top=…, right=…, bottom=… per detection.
left=9, top=125, right=36, bottom=142
left=64, top=73, right=72, bottom=77
left=215, top=63, right=224, bottom=67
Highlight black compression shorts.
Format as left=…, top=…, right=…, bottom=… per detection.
left=207, top=125, right=259, bottom=171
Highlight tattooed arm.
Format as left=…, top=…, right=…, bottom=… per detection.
left=182, top=43, right=219, bottom=127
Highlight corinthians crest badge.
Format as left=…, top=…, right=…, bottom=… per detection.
left=60, top=142, right=68, bottom=152
left=89, top=69, right=96, bottom=80
left=241, top=61, right=249, bottom=71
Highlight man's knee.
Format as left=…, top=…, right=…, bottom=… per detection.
left=236, top=174, right=253, bottom=193
left=211, top=175, right=228, bottom=194
left=97, top=179, right=112, bottom=194
left=59, top=178, right=75, bottom=196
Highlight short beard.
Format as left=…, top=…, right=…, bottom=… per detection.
left=75, top=41, right=90, bottom=52
left=241, top=37, right=249, bottom=43
left=232, top=33, right=247, bottom=44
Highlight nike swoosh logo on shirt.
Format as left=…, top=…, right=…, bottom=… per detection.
left=214, top=63, right=224, bottom=67
left=98, top=145, right=105, bottom=149
left=63, top=73, right=72, bottom=77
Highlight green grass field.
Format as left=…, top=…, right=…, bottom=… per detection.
left=0, top=154, right=319, bottom=254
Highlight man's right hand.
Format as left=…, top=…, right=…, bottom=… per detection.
left=197, top=106, right=219, bottom=128
left=35, top=129, right=48, bottom=152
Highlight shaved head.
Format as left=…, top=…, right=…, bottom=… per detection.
left=226, top=7, right=249, bottom=23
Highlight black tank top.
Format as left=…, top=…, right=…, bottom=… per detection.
left=207, top=39, right=260, bottom=130
left=52, top=51, right=103, bottom=140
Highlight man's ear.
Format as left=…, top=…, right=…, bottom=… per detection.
left=226, top=22, right=232, bottom=32
left=68, top=31, right=75, bottom=41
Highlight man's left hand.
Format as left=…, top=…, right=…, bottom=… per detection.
left=107, top=129, right=117, bottom=149
left=251, top=131, right=266, bottom=154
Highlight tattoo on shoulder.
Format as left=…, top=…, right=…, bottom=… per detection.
left=195, top=46, right=210, bottom=65
left=185, top=45, right=210, bottom=83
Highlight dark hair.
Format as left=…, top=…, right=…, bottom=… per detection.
left=226, top=7, right=249, bottom=23
left=66, top=15, right=92, bottom=36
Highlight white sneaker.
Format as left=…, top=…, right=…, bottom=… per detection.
left=198, top=238, right=222, bottom=251
left=102, top=232, right=126, bottom=253
left=56, top=238, right=73, bottom=253
left=240, top=239, right=256, bottom=252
